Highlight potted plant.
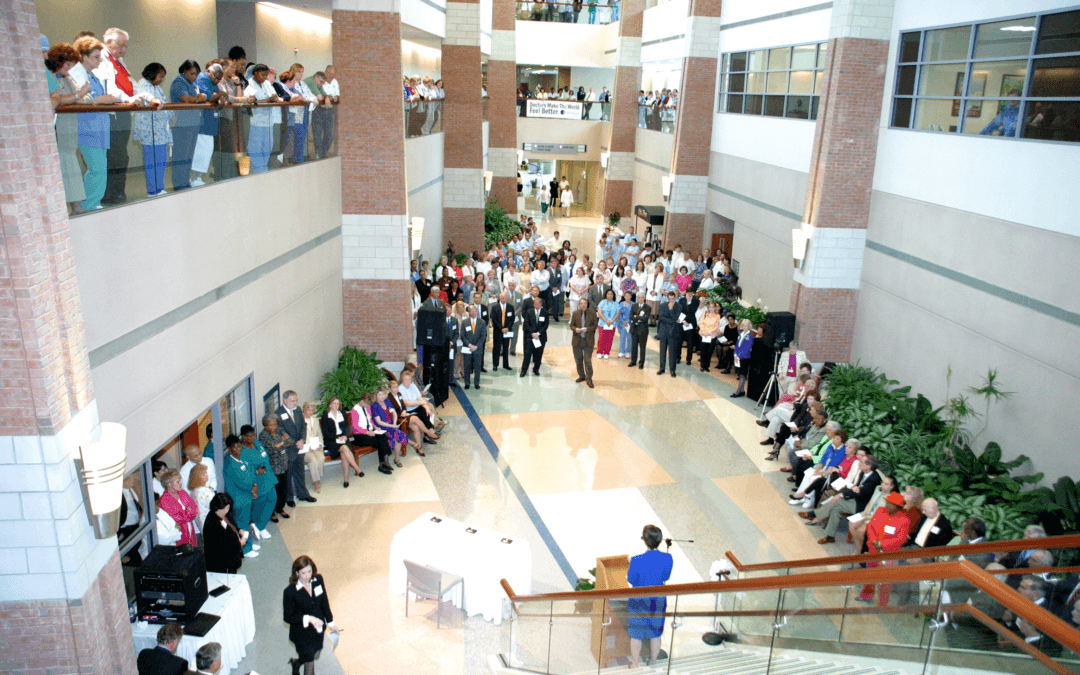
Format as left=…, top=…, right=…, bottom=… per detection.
left=607, top=211, right=621, bottom=229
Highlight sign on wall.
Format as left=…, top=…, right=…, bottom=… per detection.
left=522, top=143, right=587, bottom=154
left=526, top=100, right=584, bottom=119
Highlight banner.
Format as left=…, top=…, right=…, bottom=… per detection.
left=526, top=100, right=584, bottom=119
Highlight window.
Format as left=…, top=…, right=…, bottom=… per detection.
left=718, top=42, right=826, bottom=120
left=891, top=9, right=1080, bottom=142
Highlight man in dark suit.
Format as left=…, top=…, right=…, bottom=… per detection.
left=444, top=304, right=462, bottom=390
left=803, top=455, right=884, bottom=543
left=472, top=291, right=490, bottom=373
left=137, top=622, right=188, bottom=675
left=461, top=304, right=487, bottom=389
left=489, top=291, right=515, bottom=371
left=520, top=296, right=549, bottom=376
left=570, top=297, right=598, bottom=388
left=627, top=297, right=651, bottom=369
left=275, top=390, right=315, bottom=506
left=656, top=291, right=682, bottom=377
left=677, top=289, right=699, bottom=367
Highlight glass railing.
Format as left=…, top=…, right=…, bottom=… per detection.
left=517, top=100, right=611, bottom=120
left=515, top=0, right=620, bottom=24
left=638, top=103, right=677, bottom=133
left=501, top=560, right=1080, bottom=675
left=53, top=100, right=336, bottom=217
left=405, top=100, right=443, bottom=138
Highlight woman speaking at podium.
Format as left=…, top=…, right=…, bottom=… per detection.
left=627, top=524, right=673, bottom=668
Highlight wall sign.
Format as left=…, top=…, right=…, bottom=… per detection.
left=526, top=100, right=584, bottom=119
left=522, top=143, right=587, bottom=154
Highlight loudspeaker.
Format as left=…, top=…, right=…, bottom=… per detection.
left=763, top=311, right=797, bottom=350
left=746, top=342, right=776, bottom=402
left=416, top=307, right=447, bottom=346
left=135, top=545, right=208, bottom=623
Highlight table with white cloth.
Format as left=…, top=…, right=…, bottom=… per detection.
left=388, top=512, right=532, bottom=625
left=131, top=572, right=256, bottom=675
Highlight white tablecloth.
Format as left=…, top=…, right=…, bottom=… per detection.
left=131, top=572, right=256, bottom=675
left=389, top=512, right=532, bottom=625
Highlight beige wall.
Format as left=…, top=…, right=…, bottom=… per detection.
left=255, top=2, right=333, bottom=73
left=402, top=40, right=442, bottom=80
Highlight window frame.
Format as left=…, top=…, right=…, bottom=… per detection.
left=717, top=41, right=827, bottom=121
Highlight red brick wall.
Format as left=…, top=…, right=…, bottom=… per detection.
left=603, top=180, right=634, bottom=222
left=671, top=56, right=717, bottom=176
left=492, top=0, right=515, bottom=29
left=618, top=0, right=644, bottom=37
left=489, top=177, right=518, bottom=218
left=789, top=285, right=858, bottom=363
left=442, top=207, right=486, bottom=254
left=443, top=45, right=484, bottom=168
left=608, top=66, right=642, bottom=154
left=343, top=280, right=414, bottom=362
left=487, top=60, right=517, bottom=150
left=0, top=551, right=137, bottom=675
left=663, top=212, right=705, bottom=253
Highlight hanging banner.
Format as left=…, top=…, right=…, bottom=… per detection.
left=526, top=100, right=584, bottom=119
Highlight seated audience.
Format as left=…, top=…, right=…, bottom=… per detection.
left=321, top=396, right=363, bottom=486
left=301, top=401, right=327, bottom=493
left=350, top=392, right=395, bottom=475
left=157, top=469, right=198, bottom=546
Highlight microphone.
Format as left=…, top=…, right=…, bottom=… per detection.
left=664, top=538, right=694, bottom=551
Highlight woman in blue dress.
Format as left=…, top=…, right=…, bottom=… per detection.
left=627, top=524, right=673, bottom=668
left=371, top=387, right=414, bottom=468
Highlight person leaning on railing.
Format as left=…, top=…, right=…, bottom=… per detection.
left=244, top=65, right=280, bottom=174
left=133, top=63, right=175, bottom=198
left=72, top=36, right=119, bottom=211
left=169, top=59, right=206, bottom=191
left=45, top=42, right=91, bottom=214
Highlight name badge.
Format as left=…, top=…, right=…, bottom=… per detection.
left=314, top=585, right=324, bottom=597
left=884, top=525, right=896, bottom=535
left=539, top=316, right=546, bottom=322
left=931, top=526, right=940, bottom=534
left=240, top=464, right=247, bottom=471
left=261, top=451, right=267, bottom=457
left=639, top=311, right=645, bottom=316
left=280, top=413, right=290, bottom=420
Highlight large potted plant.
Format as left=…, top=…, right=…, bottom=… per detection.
left=317, top=346, right=387, bottom=415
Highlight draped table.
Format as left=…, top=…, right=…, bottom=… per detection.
left=388, top=512, right=532, bottom=625
left=131, top=572, right=255, bottom=675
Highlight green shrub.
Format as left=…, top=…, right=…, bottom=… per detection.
left=316, top=346, right=387, bottom=415
left=484, top=197, right=522, bottom=249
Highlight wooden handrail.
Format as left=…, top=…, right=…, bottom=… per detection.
left=725, top=534, right=1080, bottom=572
left=54, top=100, right=339, bottom=114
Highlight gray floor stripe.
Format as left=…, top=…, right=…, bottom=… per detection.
left=720, top=2, right=832, bottom=30
left=865, top=240, right=1080, bottom=327
left=707, top=182, right=803, bottom=221
left=88, top=226, right=342, bottom=368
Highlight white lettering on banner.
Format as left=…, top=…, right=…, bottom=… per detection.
left=526, top=100, right=584, bottom=119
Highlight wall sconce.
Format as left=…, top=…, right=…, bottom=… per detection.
left=600, top=152, right=609, bottom=168
left=77, top=423, right=127, bottom=539
left=792, top=221, right=813, bottom=268
left=661, top=174, right=672, bottom=200
left=410, top=217, right=425, bottom=252
left=517, top=149, right=525, bottom=165
left=484, top=170, right=493, bottom=193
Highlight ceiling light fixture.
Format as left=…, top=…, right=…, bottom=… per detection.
left=258, top=1, right=333, bottom=25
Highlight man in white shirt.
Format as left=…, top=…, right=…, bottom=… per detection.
left=531, top=259, right=553, bottom=315
left=584, top=88, right=597, bottom=119
left=244, top=65, right=280, bottom=173
left=322, top=65, right=340, bottom=157
left=179, top=443, right=218, bottom=495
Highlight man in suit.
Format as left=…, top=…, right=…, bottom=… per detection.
left=275, top=390, right=316, bottom=506
left=489, top=291, right=515, bottom=371
left=137, top=622, right=188, bottom=675
left=628, top=297, right=651, bottom=369
left=420, top=289, right=446, bottom=311
left=677, top=289, right=700, bottom=366
left=802, top=455, right=883, bottom=543
left=588, top=276, right=611, bottom=308
left=444, top=303, right=462, bottom=389
left=507, top=280, right=525, bottom=356
left=570, top=297, right=598, bottom=388
left=472, top=291, right=490, bottom=373
left=520, top=296, right=549, bottom=376
left=461, top=304, right=487, bottom=389
left=193, top=642, right=223, bottom=675
left=656, top=291, right=682, bottom=377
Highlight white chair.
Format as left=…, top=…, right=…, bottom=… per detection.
left=404, top=559, right=465, bottom=629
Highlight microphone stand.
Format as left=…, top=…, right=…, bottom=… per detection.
left=664, top=538, right=694, bottom=552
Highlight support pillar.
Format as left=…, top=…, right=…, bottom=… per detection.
left=442, top=0, right=485, bottom=253
left=789, top=0, right=893, bottom=362
left=0, top=2, right=136, bottom=673
left=487, top=0, right=519, bottom=217
left=334, top=0, right=414, bottom=362
left=601, top=0, right=644, bottom=219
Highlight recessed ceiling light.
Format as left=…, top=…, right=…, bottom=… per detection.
left=1000, top=25, right=1035, bottom=32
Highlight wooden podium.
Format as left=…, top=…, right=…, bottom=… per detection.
left=590, top=554, right=631, bottom=666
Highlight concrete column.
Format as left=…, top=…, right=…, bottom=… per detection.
left=487, top=0, right=519, bottom=217
left=601, top=0, right=644, bottom=219
left=0, top=2, right=135, bottom=673
left=442, top=0, right=486, bottom=253
left=334, top=0, right=414, bottom=362
left=789, top=0, right=894, bottom=362
left=663, top=0, right=722, bottom=253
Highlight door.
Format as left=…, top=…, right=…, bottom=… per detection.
left=711, top=233, right=733, bottom=257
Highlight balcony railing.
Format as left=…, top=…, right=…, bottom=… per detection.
left=518, top=100, right=612, bottom=120
left=54, top=100, right=337, bottom=216
left=516, top=0, right=620, bottom=24
left=639, top=103, right=677, bottom=133
left=405, top=100, right=443, bottom=138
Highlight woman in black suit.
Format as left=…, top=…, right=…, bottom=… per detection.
left=320, top=396, right=362, bottom=487
left=283, top=556, right=340, bottom=675
left=203, top=493, right=246, bottom=574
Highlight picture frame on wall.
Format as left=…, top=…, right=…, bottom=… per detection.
left=967, top=72, right=987, bottom=117
left=264, top=383, right=280, bottom=417
left=952, top=72, right=963, bottom=116
left=998, top=73, right=1025, bottom=113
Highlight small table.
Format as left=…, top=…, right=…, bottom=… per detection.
left=131, top=572, right=256, bottom=675
left=388, top=512, right=532, bottom=625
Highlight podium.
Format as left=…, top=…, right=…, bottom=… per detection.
left=590, top=555, right=631, bottom=666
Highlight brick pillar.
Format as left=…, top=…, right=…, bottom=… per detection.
left=334, top=1, right=414, bottom=362
left=0, top=3, right=136, bottom=673
left=789, top=0, right=893, bottom=363
left=663, top=0, right=722, bottom=253
left=487, top=0, right=518, bottom=217
left=442, top=0, right=485, bottom=253
left=601, top=0, right=644, bottom=219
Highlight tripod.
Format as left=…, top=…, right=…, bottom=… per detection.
left=754, top=349, right=782, bottom=419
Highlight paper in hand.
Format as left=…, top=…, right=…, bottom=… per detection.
left=847, top=513, right=865, bottom=523
left=831, top=477, right=850, bottom=491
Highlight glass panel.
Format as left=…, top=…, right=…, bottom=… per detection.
left=969, top=60, right=1028, bottom=99
left=1036, top=9, right=1080, bottom=55
left=975, top=17, right=1036, bottom=58
left=923, top=25, right=972, bottom=62
left=744, top=94, right=763, bottom=115
left=746, top=72, right=766, bottom=94
left=729, top=51, right=747, bottom=72
left=815, top=70, right=825, bottom=94
left=747, top=49, right=768, bottom=71
left=405, top=100, right=443, bottom=138
left=1031, top=55, right=1080, bottom=97
left=817, top=42, right=829, bottom=68
left=768, top=47, right=791, bottom=71
left=548, top=599, right=596, bottom=675
left=506, top=599, right=552, bottom=671
left=1022, top=100, right=1080, bottom=142
left=963, top=99, right=1021, bottom=136
left=789, top=70, right=813, bottom=95
left=810, top=96, right=820, bottom=120
left=728, top=73, right=745, bottom=93
left=892, top=97, right=914, bottom=127
left=764, top=95, right=785, bottom=117
left=766, top=71, right=788, bottom=94
left=664, top=591, right=737, bottom=670
left=896, top=65, right=917, bottom=95
left=914, top=97, right=959, bottom=132
left=920, top=63, right=967, bottom=96
left=721, top=53, right=729, bottom=74
left=776, top=585, right=846, bottom=644
left=792, top=44, right=817, bottom=70
left=786, top=95, right=811, bottom=118
left=899, top=31, right=921, bottom=63
left=725, top=94, right=744, bottom=113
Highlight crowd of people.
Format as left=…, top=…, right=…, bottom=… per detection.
left=43, top=28, right=339, bottom=214
left=516, top=83, right=611, bottom=119
left=638, top=89, right=678, bottom=131
left=517, top=0, right=620, bottom=23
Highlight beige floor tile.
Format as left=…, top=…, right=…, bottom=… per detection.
left=713, top=474, right=831, bottom=564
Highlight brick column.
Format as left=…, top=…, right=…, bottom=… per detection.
left=487, top=0, right=518, bottom=217
left=442, top=0, right=485, bottom=253
left=0, top=3, right=136, bottom=673
left=601, top=0, right=644, bottom=219
left=663, top=0, right=722, bottom=253
left=789, top=0, right=893, bottom=363
left=334, top=1, right=414, bottom=362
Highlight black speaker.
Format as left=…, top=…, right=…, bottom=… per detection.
left=135, top=545, right=208, bottom=624
left=746, top=342, right=776, bottom=402
left=763, top=311, right=797, bottom=350
left=416, top=307, right=447, bottom=346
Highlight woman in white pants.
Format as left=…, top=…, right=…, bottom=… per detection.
left=560, top=186, right=574, bottom=218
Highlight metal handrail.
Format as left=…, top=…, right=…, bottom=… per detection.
left=54, top=99, right=339, bottom=113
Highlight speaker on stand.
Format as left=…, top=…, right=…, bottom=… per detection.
left=762, top=311, right=797, bottom=350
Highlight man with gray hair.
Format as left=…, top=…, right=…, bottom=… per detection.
left=999, top=524, right=1048, bottom=570
left=194, top=642, right=222, bottom=675
left=136, top=622, right=187, bottom=675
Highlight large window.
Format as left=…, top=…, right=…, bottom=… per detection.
left=891, top=8, right=1080, bottom=142
left=718, top=42, right=827, bottom=120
